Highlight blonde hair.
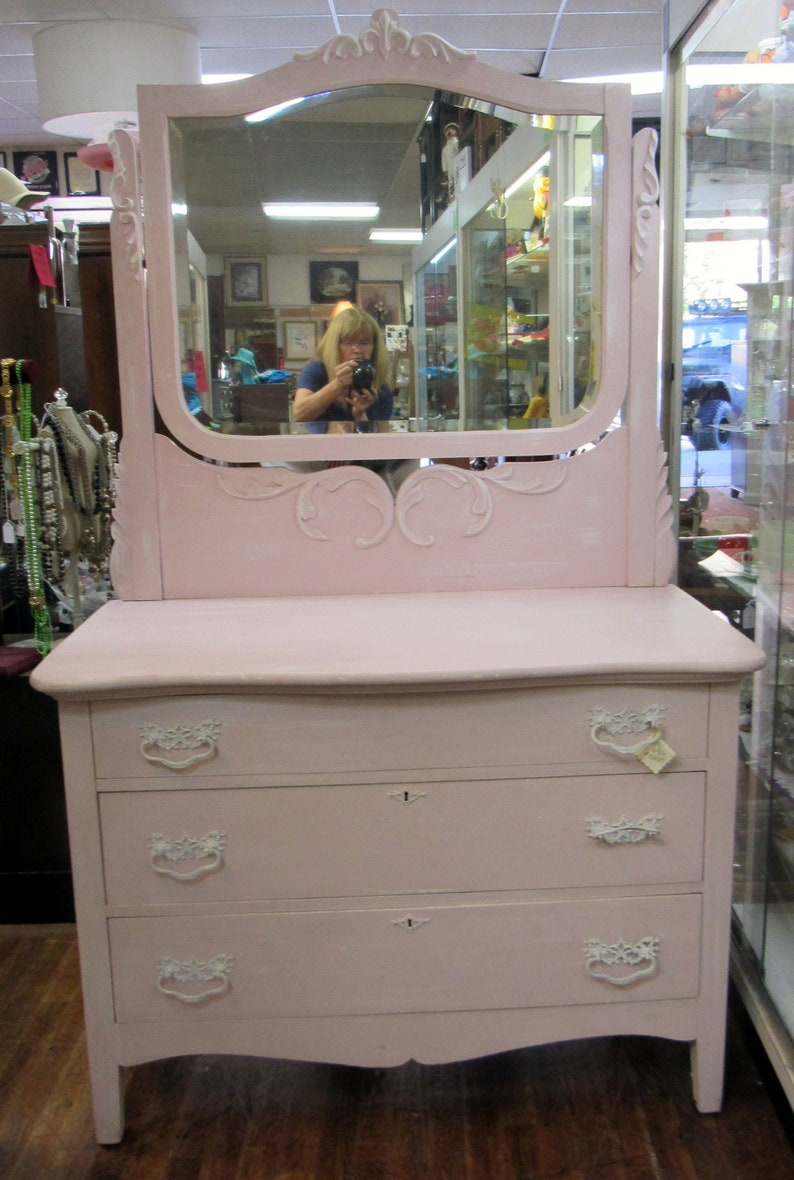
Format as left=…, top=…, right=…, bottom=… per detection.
left=317, top=307, right=389, bottom=389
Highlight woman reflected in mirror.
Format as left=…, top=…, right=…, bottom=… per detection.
left=292, top=307, right=393, bottom=434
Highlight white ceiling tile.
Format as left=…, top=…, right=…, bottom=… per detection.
left=0, top=1, right=669, bottom=147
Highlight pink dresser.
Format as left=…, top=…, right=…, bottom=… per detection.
left=34, top=589, right=764, bottom=1141
left=30, top=11, right=765, bottom=1144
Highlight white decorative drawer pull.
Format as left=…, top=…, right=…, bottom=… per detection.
left=585, top=814, right=662, bottom=845
left=584, top=936, right=659, bottom=986
left=139, top=721, right=221, bottom=769
left=588, top=706, right=675, bottom=773
left=147, top=831, right=226, bottom=880
left=157, top=953, right=234, bottom=1004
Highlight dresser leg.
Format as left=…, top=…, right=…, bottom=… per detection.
left=90, top=1061, right=125, bottom=1145
left=689, top=1036, right=725, bottom=1113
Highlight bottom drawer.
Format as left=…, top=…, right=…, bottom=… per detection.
left=108, top=893, right=702, bottom=1023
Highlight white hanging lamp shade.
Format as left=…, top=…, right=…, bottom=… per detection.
left=33, top=21, right=202, bottom=141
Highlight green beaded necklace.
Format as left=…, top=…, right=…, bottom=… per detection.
left=14, top=360, right=52, bottom=655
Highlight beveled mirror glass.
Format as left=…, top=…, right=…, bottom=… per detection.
left=139, top=10, right=631, bottom=464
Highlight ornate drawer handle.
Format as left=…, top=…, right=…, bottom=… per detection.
left=588, top=706, right=663, bottom=755
left=584, top=936, right=659, bottom=986
left=147, top=831, right=227, bottom=880
left=588, top=706, right=675, bottom=773
left=156, top=953, right=234, bottom=1004
left=139, top=721, right=221, bottom=770
left=585, top=814, right=662, bottom=845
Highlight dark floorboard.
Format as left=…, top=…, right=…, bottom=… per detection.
left=1, top=924, right=792, bottom=1179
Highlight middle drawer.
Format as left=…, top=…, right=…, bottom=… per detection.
left=100, top=773, right=706, bottom=905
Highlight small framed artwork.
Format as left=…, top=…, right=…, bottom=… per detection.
left=13, top=150, right=59, bottom=197
left=309, top=260, right=359, bottom=304
left=284, top=320, right=318, bottom=361
left=358, top=281, right=405, bottom=328
left=225, top=257, right=267, bottom=306
left=64, top=152, right=101, bottom=196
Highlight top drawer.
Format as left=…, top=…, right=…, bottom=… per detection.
left=91, top=684, right=709, bottom=781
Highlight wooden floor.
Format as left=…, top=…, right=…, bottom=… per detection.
left=1, top=925, right=793, bottom=1179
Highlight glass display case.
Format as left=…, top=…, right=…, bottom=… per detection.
left=413, top=113, right=600, bottom=435
left=665, top=0, right=794, bottom=1104
left=414, top=233, right=459, bottom=428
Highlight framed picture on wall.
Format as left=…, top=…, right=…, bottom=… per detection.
left=358, top=281, right=405, bottom=328
left=64, top=152, right=101, bottom=196
left=12, top=150, right=59, bottom=197
left=283, top=320, right=318, bottom=362
left=309, top=260, right=358, bottom=304
left=224, top=257, right=267, bottom=306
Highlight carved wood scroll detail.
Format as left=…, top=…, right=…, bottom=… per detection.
left=654, top=435, right=676, bottom=581
left=296, top=8, right=475, bottom=65
left=108, top=129, right=144, bottom=278
left=216, top=460, right=567, bottom=550
left=632, top=127, right=659, bottom=279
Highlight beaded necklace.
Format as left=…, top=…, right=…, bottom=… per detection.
left=14, top=361, right=53, bottom=654
left=1, top=358, right=21, bottom=530
left=40, top=400, right=116, bottom=574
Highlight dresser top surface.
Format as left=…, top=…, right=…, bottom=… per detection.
left=30, top=586, right=765, bottom=700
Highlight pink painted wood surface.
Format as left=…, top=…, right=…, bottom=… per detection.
left=55, top=702, right=125, bottom=1143
left=99, top=772, right=707, bottom=905
left=114, top=999, right=701, bottom=1073
left=31, top=586, right=765, bottom=700
left=626, top=127, right=676, bottom=586
left=106, top=127, right=162, bottom=601
left=107, top=893, right=702, bottom=1022
left=148, top=435, right=635, bottom=599
left=89, top=684, right=709, bottom=779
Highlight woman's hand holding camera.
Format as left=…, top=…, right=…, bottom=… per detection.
left=334, top=360, right=374, bottom=421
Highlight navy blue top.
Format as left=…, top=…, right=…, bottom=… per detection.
left=296, top=359, right=393, bottom=433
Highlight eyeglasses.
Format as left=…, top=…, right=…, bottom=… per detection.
left=341, top=336, right=373, bottom=347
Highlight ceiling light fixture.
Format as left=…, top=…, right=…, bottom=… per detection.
left=369, top=229, right=423, bottom=243
left=204, top=74, right=253, bottom=85
left=263, top=202, right=380, bottom=220
left=570, top=71, right=663, bottom=95
left=33, top=22, right=201, bottom=141
left=686, top=63, right=794, bottom=87
left=685, top=215, right=769, bottom=231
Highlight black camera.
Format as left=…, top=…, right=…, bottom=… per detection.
left=351, top=361, right=375, bottom=391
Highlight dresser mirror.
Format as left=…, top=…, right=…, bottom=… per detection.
left=138, top=10, right=632, bottom=467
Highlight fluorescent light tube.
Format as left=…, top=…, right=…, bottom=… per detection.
left=685, top=216, right=768, bottom=231
left=369, top=229, right=423, bottom=243
left=263, top=202, right=380, bottom=219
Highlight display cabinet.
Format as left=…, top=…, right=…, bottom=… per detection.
left=413, top=228, right=459, bottom=427
left=414, top=111, right=598, bottom=432
left=665, top=0, right=794, bottom=1107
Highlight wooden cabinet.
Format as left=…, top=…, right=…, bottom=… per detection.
left=0, top=222, right=120, bottom=430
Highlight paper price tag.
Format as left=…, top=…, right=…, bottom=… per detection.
left=639, top=739, right=676, bottom=775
